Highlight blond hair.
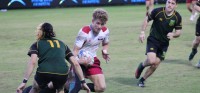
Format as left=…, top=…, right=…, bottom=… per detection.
left=92, top=8, right=108, bottom=24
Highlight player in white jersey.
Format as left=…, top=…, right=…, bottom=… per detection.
left=75, top=25, right=109, bottom=58
left=65, top=8, right=110, bottom=93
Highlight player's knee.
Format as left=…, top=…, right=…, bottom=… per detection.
left=150, top=64, right=159, bottom=70
left=31, top=85, right=40, bottom=92
left=148, top=59, right=157, bottom=65
left=95, top=85, right=106, bottom=92
left=195, top=37, right=200, bottom=43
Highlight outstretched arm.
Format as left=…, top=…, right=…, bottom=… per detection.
left=102, top=43, right=110, bottom=63
left=16, top=54, right=37, bottom=93
left=139, top=16, right=149, bottom=43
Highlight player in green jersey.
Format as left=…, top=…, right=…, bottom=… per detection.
left=16, top=22, right=90, bottom=93
left=188, top=0, right=200, bottom=68
left=135, top=0, right=182, bottom=87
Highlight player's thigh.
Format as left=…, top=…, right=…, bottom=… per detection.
left=32, top=79, right=40, bottom=89
left=196, top=18, right=200, bottom=36
left=52, top=74, right=67, bottom=90
left=34, top=73, right=51, bottom=89
left=88, top=74, right=106, bottom=88
left=194, top=36, right=200, bottom=43
left=146, top=52, right=157, bottom=64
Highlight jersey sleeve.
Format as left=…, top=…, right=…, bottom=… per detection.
left=175, top=13, right=182, bottom=30
left=103, top=28, right=109, bottom=44
left=75, top=29, right=87, bottom=48
left=148, top=8, right=158, bottom=22
left=27, top=42, right=38, bottom=57
left=65, top=45, right=74, bottom=61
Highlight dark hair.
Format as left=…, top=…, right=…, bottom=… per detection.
left=41, top=22, right=55, bottom=38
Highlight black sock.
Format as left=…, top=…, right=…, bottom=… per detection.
left=192, top=48, right=197, bottom=52
left=140, top=77, right=145, bottom=82
left=64, top=88, right=69, bottom=93
left=87, top=83, right=95, bottom=92
left=139, top=62, right=145, bottom=70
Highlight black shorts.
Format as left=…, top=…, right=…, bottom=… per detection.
left=146, top=36, right=169, bottom=60
left=195, top=17, right=200, bottom=36
left=35, top=72, right=67, bottom=90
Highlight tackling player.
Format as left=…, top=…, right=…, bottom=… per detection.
left=16, top=22, right=90, bottom=93
left=135, top=0, right=182, bottom=87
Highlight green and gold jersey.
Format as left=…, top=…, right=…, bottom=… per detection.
left=148, top=7, right=182, bottom=43
left=28, top=38, right=73, bottom=75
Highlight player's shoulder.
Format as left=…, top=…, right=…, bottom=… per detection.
left=153, top=7, right=163, bottom=13
left=174, top=10, right=182, bottom=19
left=81, top=25, right=91, bottom=34
left=101, top=26, right=109, bottom=32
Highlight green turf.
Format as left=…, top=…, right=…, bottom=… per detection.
left=0, top=3, right=200, bottom=93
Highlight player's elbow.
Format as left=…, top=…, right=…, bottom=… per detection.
left=173, top=31, right=181, bottom=38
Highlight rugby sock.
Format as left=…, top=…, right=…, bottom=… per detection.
left=192, top=48, right=197, bottom=52
left=87, top=83, right=95, bottom=92
left=139, top=62, right=145, bottom=70
left=64, top=88, right=69, bottom=93
left=140, top=77, right=145, bottom=82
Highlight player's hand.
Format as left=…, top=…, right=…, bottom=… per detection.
left=139, top=31, right=145, bottom=43
left=16, top=83, right=26, bottom=93
left=82, top=83, right=91, bottom=93
left=167, top=32, right=174, bottom=40
left=78, top=57, right=92, bottom=66
left=102, top=50, right=110, bottom=63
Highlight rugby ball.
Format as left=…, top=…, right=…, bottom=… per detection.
left=78, top=50, right=94, bottom=65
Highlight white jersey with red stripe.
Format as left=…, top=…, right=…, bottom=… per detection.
left=75, top=25, right=109, bottom=57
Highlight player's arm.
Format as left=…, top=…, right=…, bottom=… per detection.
left=73, top=45, right=80, bottom=57
left=73, top=30, right=91, bottom=66
left=69, top=56, right=90, bottom=93
left=73, top=45, right=90, bottom=66
left=102, top=43, right=110, bottom=63
left=139, top=8, right=155, bottom=43
left=65, top=47, right=90, bottom=93
left=102, top=30, right=110, bottom=62
left=173, top=29, right=181, bottom=38
left=139, top=16, right=149, bottom=43
left=17, top=43, right=38, bottom=93
left=167, top=13, right=182, bottom=39
left=167, top=29, right=182, bottom=39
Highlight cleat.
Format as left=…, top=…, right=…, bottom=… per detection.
left=135, top=63, right=145, bottom=79
left=137, top=80, right=145, bottom=87
left=190, top=15, right=194, bottom=21
left=195, top=61, right=200, bottom=68
left=189, top=49, right=197, bottom=61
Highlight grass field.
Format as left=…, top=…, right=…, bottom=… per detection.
left=0, top=3, right=200, bottom=93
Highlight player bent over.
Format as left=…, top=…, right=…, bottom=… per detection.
left=16, top=22, right=90, bottom=93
